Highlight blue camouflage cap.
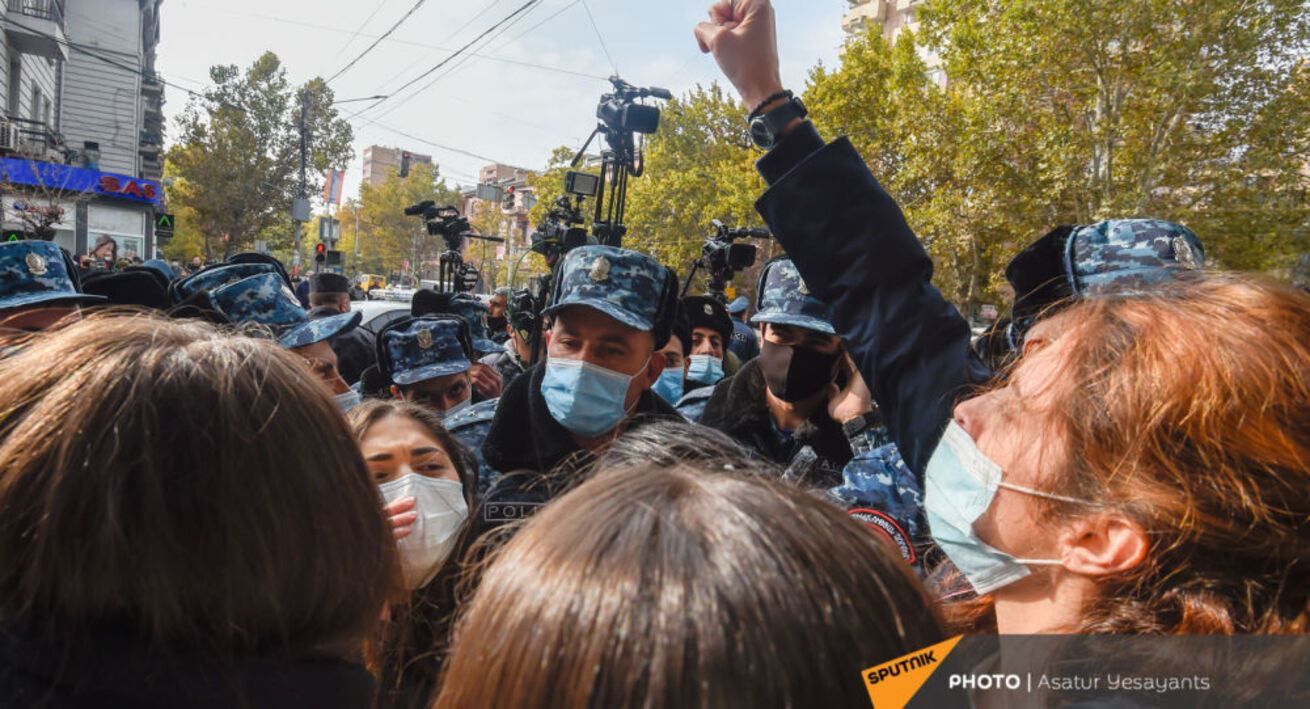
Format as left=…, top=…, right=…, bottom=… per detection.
left=210, top=272, right=360, bottom=350
left=544, top=245, right=670, bottom=332
left=0, top=240, right=104, bottom=311
left=447, top=294, right=499, bottom=354
left=141, top=258, right=175, bottom=282
left=381, top=316, right=472, bottom=386
left=1066, top=219, right=1204, bottom=296
left=171, top=262, right=283, bottom=303
left=751, top=257, right=835, bottom=335
left=727, top=296, right=750, bottom=315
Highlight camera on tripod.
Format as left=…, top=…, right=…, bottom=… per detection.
left=569, top=76, right=673, bottom=248
left=404, top=200, right=472, bottom=252
left=529, top=170, right=599, bottom=265
left=681, top=220, right=773, bottom=303
left=597, top=78, right=671, bottom=138
left=404, top=200, right=502, bottom=293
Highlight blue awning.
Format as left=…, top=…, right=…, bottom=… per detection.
left=0, top=157, right=162, bottom=206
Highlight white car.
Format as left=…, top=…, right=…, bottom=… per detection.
left=351, top=300, right=411, bottom=335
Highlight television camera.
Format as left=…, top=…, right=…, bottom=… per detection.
left=404, top=200, right=504, bottom=294
left=681, top=220, right=773, bottom=304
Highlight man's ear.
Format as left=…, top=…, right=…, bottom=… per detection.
left=643, top=351, right=666, bottom=387
left=1058, top=513, right=1149, bottom=578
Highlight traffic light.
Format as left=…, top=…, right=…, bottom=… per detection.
left=399, top=151, right=411, bottom=178
left=315, top=242, right=327, bottom=264
left=502, top=185, right=516, bottom=211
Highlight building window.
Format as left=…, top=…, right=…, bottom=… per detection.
left=30, top=82, right=41, bottom=123
left=6, top=53, right=19, bottom=118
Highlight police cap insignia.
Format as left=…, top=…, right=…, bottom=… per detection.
left=25, top=252, right=48, bottom=277
left=1173, top=236, right=1201, bottom=270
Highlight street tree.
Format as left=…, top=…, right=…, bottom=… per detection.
left=164, top=52, right=354, bottom=260
left=351, top=162, right=462, bottom=284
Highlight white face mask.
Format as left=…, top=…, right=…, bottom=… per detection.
left=377, top=473, right=468, bottom=590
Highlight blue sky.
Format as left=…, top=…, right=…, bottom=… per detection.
left=158, top=0, right=849, bottom=198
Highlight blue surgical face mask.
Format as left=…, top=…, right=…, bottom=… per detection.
left=335, top=388, right=362, bottom=413
left=924, top=421, right=1091, bottom=595
left=542, top=356, right=647, bottom=438
left=686, top=354, right=725, bottom=386
left=651, top=366, right=685, bottom=404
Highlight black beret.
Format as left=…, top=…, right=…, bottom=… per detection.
left=309, top=272, right=352, bottom=295
left=681, top=295, right=733, bottom=349
left=82, top=269, right=170, bottom=310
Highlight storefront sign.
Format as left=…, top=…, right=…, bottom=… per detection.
left=0, top=157, right=162, bottom=206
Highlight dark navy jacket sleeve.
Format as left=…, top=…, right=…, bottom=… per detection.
left=752, top=124, right=992, bottom=478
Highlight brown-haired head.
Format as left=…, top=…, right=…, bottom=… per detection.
left=0, top=312, right=396, bottom=655
left=346, top=398, right=477, bottom=507
left=952, top=274, right=1310, bottom=634
left=436, top=463, right=945, bottom=708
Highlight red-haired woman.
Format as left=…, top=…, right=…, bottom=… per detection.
left=695, top=0, right=1310, bottom=635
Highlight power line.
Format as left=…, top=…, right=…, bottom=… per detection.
left=366, top=0, right=503, bottom=94
left=356, top=0, right=546, bottom=126
left=335, top=0, right=396, bottom=56
left=362, top=0, right=542, bottom=116
left=490, top=0, right=580, bottom=52
left=173, top=2, right=601, bottom=84
left=325, top=0, right=432, bottom=85
left=579, top=0, right=617, bottom=75
left=3, top=16, right=208, bottom=101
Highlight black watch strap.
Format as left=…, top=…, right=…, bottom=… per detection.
left=749, top=90, right=793, bottom=120
left=842, top=412, right=877, bottom=439
left=750, top=96, right=808, bottom=149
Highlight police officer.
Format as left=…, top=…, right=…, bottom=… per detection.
left=700, top=258, right=861, bottom=485
left=0, top=240, right=104, bottom=335
left=208, top=272, right=362, bottom=410
left=671, top=295, right=733, bottom=420
left=478, top=288, right=538, bottom=391
left=412, top=289, right=503, bottom=401
left=487, top=287, right=511, bottom=345
left=377, top=316, right=476, bottom=417
left=306, top=272, right=376, bottom=386
left=653, top=303, right=692, bottom=408
left=726, top=295, right=760, bottom=363
left=468, top=245, right=682, bottom=530
left=681, top=295, right=733, bottom=391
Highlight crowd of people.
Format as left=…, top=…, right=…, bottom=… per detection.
left=0, top=1, right=1306, bottom=706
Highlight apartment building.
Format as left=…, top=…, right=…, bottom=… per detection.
left=0, top=0, right=165, bottom=258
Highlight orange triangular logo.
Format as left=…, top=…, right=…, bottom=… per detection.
left=861, top=635, right=963, bottom=708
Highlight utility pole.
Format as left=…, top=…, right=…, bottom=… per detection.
left=291, top=88, right=309, bottom=273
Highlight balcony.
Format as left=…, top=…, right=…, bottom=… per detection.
left=141, top=71, right=163, bottom=97
left=2, top=1, right=68, bottom=61
left=2, top=116, right=68, bottom=163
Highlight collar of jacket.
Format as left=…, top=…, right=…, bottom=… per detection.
left=481, top=360, right=682, bottom=476
left=701, top=358, right=853, bottom=468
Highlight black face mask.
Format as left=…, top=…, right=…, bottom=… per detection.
left=487, top=316, right=508, bottom=333
left=758, top=339, right=842, bottom=403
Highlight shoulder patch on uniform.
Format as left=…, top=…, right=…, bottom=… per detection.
left=849, top=508, right=916, bottom=564
left=445, top=397, right=499, bottom=429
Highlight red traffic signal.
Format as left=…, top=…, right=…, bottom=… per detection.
left=315, top=242, right=327, bottom=263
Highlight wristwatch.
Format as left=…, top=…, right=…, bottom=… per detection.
left=750, top=95, right=808, bottom=150
left=843, top=410, right=888, bottom=456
